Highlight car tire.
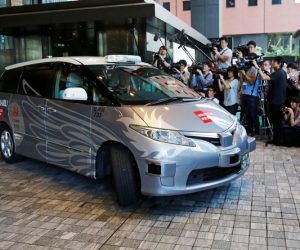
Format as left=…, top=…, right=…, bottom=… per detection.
left=110, top=144, right=140, bottom=206
left=0, top=125, right=23, bottom=163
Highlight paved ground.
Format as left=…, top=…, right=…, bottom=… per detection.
left=0, top=141, right=300, bottom=250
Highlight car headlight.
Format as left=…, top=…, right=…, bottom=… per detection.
left=130, top=125, right=196, bottom=147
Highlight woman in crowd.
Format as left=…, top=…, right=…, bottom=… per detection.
left=218, top=66, right=239, bottom=115
left=280, top=97, right=300, bottom=147
left=286, top=62, right=300, bottom=104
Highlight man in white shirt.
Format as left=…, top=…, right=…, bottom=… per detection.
left=211, top=37, right=233, bottom=72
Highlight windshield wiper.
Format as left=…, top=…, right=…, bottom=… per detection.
left=146, top=97, right=203, bottom=106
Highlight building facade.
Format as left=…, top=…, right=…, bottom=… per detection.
left=155, top=0, right=191, bottom=25
left=158, top=0, right=300, bottom=57
left=0, top=0, right=210, bottom=72
left=222, top=0, right=300, bottom=56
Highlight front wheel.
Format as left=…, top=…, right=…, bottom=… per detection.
left=110, top=144, right=140, bottom=206
left=0, top=125, right=22, bottom=163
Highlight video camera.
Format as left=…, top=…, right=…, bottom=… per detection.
left=208, top=40, right=221, bottom=52
left=233, top=44, right=264, bottom=71
left=188, top=63, right=203, bottom=75
left=166, top=62, right=182, bottom=75
left=153, top=52, right=160, bottom=61
left=171, top=62, right=181, bottom=70
left=213, top=68, right=228, bottom=79
left=233, top=44, right=248, bottom=58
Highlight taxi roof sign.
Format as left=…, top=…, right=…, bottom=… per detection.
left=105, top=55, right=142, bottom=63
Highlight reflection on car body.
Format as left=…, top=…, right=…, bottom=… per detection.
left=0, top=55, right=255, bottom=206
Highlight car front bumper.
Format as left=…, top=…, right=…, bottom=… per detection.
left=140, top=137, right=255, bottom=196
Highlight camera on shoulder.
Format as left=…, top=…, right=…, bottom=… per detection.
left=207, top=39, right=221, bottom=52
left=232, top=44, right=263, bottom=71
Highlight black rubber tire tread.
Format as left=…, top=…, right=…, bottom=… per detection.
left=0, top=125, right=23, bottom=163
left=110, top=144, right=140, bottom=206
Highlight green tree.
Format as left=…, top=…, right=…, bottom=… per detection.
left=266, top=44, right=299, bottom=57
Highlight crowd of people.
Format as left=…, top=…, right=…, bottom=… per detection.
left=152, top=38, right=300, bottom=147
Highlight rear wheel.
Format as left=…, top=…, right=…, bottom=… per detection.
left=0, top=125, right=22, bottom=163
left=109, top=144, right=140, bottom=206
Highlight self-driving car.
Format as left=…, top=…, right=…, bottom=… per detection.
left=0, top=55, right=255, bottom=206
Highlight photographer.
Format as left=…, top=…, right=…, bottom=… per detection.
left=211, top=37, right=233, bottom=71
left=173, top=59, right=190, bottom=85
left=153, top=46, right=171, bottom=72
left=280, top=97, right=300, bottom=147
left=286, top=62, right=299, bottom=103
left=253, top=56, right=288, bottom=145
left=262, top=60, right=271, bottom=74
left=191, top=62, right=213, bottom=93
left=218, top=66, right=239, bottom=115
left=238, top=41, right=260, bottom=137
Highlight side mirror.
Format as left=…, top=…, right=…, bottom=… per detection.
left=61, top=87, right=88, bottom=101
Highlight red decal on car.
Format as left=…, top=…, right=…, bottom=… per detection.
left=12, top=105, right=19, bottom=116
left=129, top=86, right=136, bottom=94
left=194, top=110, right=214, bottom=123
left=0, top=106, right=5, bottom=119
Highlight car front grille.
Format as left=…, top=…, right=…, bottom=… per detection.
left=185, top=135, right=221, bottom=146
left=186, top=165, right=242, bottom=186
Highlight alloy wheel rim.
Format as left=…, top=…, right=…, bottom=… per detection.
left=1, top=130, right=13, bottom=159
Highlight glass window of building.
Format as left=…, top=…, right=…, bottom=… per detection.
left=183, top=1, right=190, bottom=11
left=163, top=2, right=170, bottom=11
left=248, top=0, right=257, bottom=6
left=0, top=0, right=6, bottom=7
left=272, top=0, right=282, bottom=4
left=226, top=0, right=235, bottom=8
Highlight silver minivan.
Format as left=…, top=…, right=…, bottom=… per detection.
left=0, top=55, right=255, bottom=206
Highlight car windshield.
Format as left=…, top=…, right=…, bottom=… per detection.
left=86, top=64, right=200, bottom=105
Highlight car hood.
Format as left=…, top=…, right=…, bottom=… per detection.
left=132, top=100, right=235, bottom=133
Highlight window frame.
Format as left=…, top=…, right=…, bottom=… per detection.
left=183, top=0, right=191, bottom=11
left=162, top=2, right=170, bottom=11
left=226, top=0, right=235, bottom=8
left=272, top=0, right=282, bottom=5
left=248, top=0, right=257, bottom=6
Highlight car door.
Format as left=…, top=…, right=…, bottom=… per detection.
left=45, top=63, right=94, bottom=176
left=11, top=63, right=54, bottom=162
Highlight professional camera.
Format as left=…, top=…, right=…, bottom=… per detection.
left=208, top=40, right=221, bottom=52
left=239, top=53, right=263, bottom=71
left=282, top=107, right=289, bottom=114
left=188, top=63, right=203, bottom=75
left=153, top=52, right=160, bottom=60
left=233, top=44, right=248, bottom=58
left=214, top=68, right=228, bottom=79
left=171, top=62, right=181, bottom=70
left=167, top=62, right=181, bottom=74
left=233, top=44, right=264, bottom=71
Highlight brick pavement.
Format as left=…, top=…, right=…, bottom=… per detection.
left=0, top=141, right=299, bottom=249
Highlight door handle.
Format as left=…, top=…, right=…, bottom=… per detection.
left=37, top=105, right=46, bottom=112
left=47, top=107, right=57, bottom=113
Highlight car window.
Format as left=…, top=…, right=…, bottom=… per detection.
left=19, top=63, right=54, bottom=97
left=0, top=69, right=22, bottom=93
left=54, top=64, right=86, bottom=100
left=86, top=65, right=200, bottom=105
left=54, top=63, right=107, bottom=104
